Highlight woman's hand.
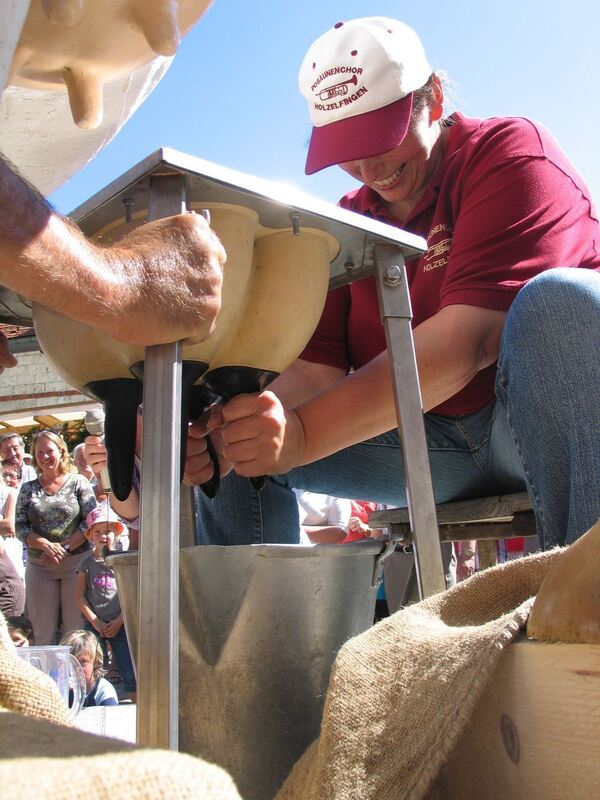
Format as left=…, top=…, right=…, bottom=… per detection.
left=184, top=405, right=233, bottom=485
left=217, top=391, right=307, bottom=478
left=40, top=539, right=67, bottom=566
left=83, top=435, right=107, bottom=477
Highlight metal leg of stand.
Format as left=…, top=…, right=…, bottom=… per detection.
left=374, top=245, right=445, bottom=598
left=137, top=174, right=187, bottom=750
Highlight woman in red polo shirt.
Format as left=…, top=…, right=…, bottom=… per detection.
left=187, top=17, right=600, bottom=556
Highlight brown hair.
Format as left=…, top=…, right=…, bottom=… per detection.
left=411, top=72, right=455, bottom=124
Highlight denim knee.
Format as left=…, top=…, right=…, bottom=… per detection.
left=506, top=267, right=599, bottom=334
left=500, top=267, right=600, bottom=373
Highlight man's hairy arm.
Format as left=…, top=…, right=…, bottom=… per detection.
left=0, top=155, right=225, bottom=346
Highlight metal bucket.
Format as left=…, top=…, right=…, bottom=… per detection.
left=109, top=540, right=386, bottom=799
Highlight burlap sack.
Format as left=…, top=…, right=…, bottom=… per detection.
left=0, top=712, right=242, bottom=799
left=0, top=612, right=243, bottom=800
left=276, top=549, right=562, bottom=800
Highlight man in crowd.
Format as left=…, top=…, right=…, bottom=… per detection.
left=0, top=433, right=36, bottom=486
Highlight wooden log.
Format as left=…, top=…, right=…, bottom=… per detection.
left=433, top=640, right=600, bottom=799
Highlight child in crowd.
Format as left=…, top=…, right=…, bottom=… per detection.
left=76, top=506, right=136, bottom=699
left=6, top=614, right=33, bottom=647
left=60, top=629, right=118, bottom=706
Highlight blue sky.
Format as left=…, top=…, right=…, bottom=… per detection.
left=50, top=0, right=600, bottom=215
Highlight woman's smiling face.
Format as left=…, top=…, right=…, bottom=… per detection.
left=34, top=437, right=61, bottom=471
left=338, top=77, right=445, bottom=220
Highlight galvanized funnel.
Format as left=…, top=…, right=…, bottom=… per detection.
left=109, top=541, right=385, bottom=799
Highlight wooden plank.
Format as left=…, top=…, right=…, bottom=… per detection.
left=435, top=640, right=600, bottom=799
left=33, top=414, right=62, bottom=428
left=369, top=492, right=532, bottom=527
left=387, top=513, right=537, bottom=545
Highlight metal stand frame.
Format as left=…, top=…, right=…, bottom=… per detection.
left=71, top=153, right=447, bottom=749
left=136, top=174, right=187, bottom=749
left=373, top=247, right=446, bottom=598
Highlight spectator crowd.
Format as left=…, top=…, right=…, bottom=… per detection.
left=0, top=429, right=136, bottom=706
left=0, top=423, right=534, bottom=707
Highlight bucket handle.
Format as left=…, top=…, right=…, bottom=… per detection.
left=372, top=532, right=413, bottom=588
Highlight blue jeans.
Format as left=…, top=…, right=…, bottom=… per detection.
left=196, top=268, right=600, bottom=550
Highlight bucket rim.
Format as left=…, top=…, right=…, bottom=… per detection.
left=107, top=539, right=387, bottom=567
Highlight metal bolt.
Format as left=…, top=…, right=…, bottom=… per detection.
left=122, top=197, right=135, bottom=224
left=290, top=212, right=301, bottom=236
left=384, top=265, right=402, bottom=286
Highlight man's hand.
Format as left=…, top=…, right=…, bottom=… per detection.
left=104, top=213, right=225, bottom=345
left=0, top=154, right=225, bottom=349
left=0, top=331, right=17, bottom=374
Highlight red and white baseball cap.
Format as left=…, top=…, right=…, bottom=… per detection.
left=299, top=18, right=432, bottom=174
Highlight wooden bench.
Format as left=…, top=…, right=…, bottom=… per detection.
left=369, top=491, right=536, bottom=573
left=369, top=491, right=535, bottom=543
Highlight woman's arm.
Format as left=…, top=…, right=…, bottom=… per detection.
left=0, top=489, right=16, bottom=536
left=64, top=476, right=97, bottom=551
left=84, top=437, right=140, bottom=522
left=184, top=358, right=346, bottom=485
left=269, top=358, right=347, bottom=408
left=24, top=532, right=66, bottom=564
left=302, top=525, right=347, bottom=544
left=208, top=303, right=506, bottom=477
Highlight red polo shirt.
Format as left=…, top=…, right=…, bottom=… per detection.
left=300, top=112, right=600, bottom=415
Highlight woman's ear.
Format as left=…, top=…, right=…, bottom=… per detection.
left=429, top=74, right=444, bottom=123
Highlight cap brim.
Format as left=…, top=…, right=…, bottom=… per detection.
left=305, top=93, right=414, bottom=175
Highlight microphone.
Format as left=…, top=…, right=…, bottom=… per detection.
left=84, top=408, right=112, bottom=493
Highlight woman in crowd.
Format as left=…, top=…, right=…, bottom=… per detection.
left=186, top=17, right=599, bottom=556
left=16, top=430, right=97, bottom=644
left=0, top=459, right=17, bottom=537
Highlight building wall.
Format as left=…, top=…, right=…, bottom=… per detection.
left=0, top=337, right=85, bottom=415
